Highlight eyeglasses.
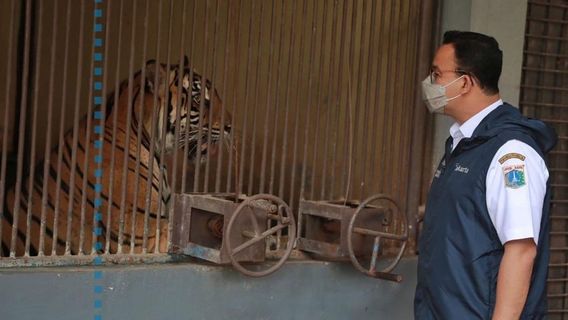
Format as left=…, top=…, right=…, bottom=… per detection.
left=429, top=68, right=468, bottom=83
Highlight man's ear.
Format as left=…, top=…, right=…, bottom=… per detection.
left=145, top=59, right=167, bottom=95
left=462, top=74, right=474, bottom=93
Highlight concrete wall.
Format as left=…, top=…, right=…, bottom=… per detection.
left=429, top=0, right=528, bottom=175
left=0, top=258, right=418, bottom=320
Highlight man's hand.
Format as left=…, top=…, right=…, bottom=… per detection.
left=492, top=238, right=537, bottom=320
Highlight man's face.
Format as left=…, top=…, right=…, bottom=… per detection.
left=430, top=44, right=465, bottom=111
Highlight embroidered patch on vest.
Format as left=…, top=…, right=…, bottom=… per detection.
left=498, top=152, right=526, bottom=164
left=503, top=164, right=526, bottom=189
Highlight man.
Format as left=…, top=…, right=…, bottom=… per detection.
left=415, top=31, right=557, bottom=319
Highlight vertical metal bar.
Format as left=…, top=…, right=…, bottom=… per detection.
left=24, top=0, right=44, bottom=257
left=52, top=0, right=73, bottom=256
left=225, top=0, right=242, bottom=194
left=64, top=0, right=87, bottom=255
left=237, top=0, right=258, bottom=198
left=170, top=0, right=188, bottom=197
left=105, top=0, right=125, bottom=254
left=193, top=0, right=211, bottom=192
left=181, top=1, right=198, bottom=194
left=143, top=0, right=164, bottom=253
left=0, top=0, right=16, bottom=257
left=319, top=0, right=343, bottom=200
left=267, top=0, right=289, bottom=195
left=130, top=0, right=151, bottom=254
left=358, top=0, right=379, bottom=200
left=214, top=0, right=234, bottom=193
left=309, top=0, right=330, bottom=200
left=299, top=0, right=323, bottom=201
left=154, top=0, right=175, bottom=254
left=38, top=0, right=60, bottom=257
left=335, top=0, right=359, bottom=202
left=203, top=0, right=222, bottom=193
left=9, top=0, right=32, bottom=257
left=277, top=0, right=301, bottom=199
left=288, top=0, right=310, bottom=211
left=258, top=1, right=278, bottom=194
left=117, top=0, right=138, bottom=255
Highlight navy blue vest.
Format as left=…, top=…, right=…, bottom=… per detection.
left=415, top=104, right=556, bottom=319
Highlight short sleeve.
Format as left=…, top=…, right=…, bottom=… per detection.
left=485, top=140, right=549, bottom=245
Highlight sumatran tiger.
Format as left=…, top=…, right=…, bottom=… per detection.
left=1, top=59, right=232, bottom=257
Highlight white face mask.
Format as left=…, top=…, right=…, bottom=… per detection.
left=421, top=75, right=465, bottom=113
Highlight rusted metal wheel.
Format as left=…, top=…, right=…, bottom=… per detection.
left=225, top=194, right=296, bottom=277
left=347, top=194, right=408, bottom=282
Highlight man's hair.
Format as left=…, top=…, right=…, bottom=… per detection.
left=442, top=31, right=502, bottom=95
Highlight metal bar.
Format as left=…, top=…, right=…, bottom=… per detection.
left=369, top=236, right=380, bottom=273
left=117, top=0, right=138, bottom=255
left=38, top=0, right=60, bottom=256
left=520, top=101, right=568, bottom=108
left=203, top=0, right=222, bottom=193
left=129, top=0, right=151, bottom=254
left=225, top=0, right=242, bottom=194
left=9, top=0, right=32, bottom=257
left=319, top=0, right=340, bottom=200
left=181, top=1, right=198, bottom=194
left=524, top=50, right=568, bottom=59
left=528, top=0, right=568, bottom=10
left=143, top=0, right=164, bottom=253
left=277, top=0, right=300, bottom=199
left=299, top=0, right=323, bottom=201
left=552, top=184, right=568, bottom=188
left=525, top=33, right=568, bottom=41
left=246, top=0, right=267, bottom=196
left=308, top=1, right=330, bottom=201
left=523, top=67, right=568, bottom=75
left=52, top=0, right=73, bottom=256
left=214, top=0, right=233, bottom=193
left=232, top=223, right=286, bottom=255
left=0, top=0, right=17, bottom=257
left=24, top=0, right=44, bottom=257
left=258, top=1, right=279, bottom=194
left=63, top=0, right=87, bottom=256
left=521, top=84, right=568, bottom=92
left=551, top=200, right=568, bottom=204
left=193, top=0, right=212, bottom=192
left=236, top=0, right=257, bottom=197
left=105, top=0, right=125, bottom=255
left=549, top=278, right=568, bottom=282
left=353, top=227, right=407, bottom=241
left=288, top=0, right=310, bottom=211
left=527, top=17, right=568, bottom=24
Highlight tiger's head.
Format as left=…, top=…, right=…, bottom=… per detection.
left=144, top=59, right=232, bottom=161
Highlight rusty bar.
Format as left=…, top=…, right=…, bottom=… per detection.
left=117, top=0, right=138, bottom=255
left=52, top=0, right=73, bottom=256
left=358, top=0, right=379, bottom=200
left=258, top=1, right=278, bottom=194
left=525, top=34, right=568, bottom=41
left=267, top=0, right=289, bottom=195
left=225, top=0, right=242, bottom=194
left=0, top=0, right=16, bottom=257
left=521, top=84, right=568, bottom=92
left=9, top=0, right=32, bottom=257
left=524, top=51, right=568, bottom=59
left=528, top=0, right=568, bottom=9
left=24, top=0, right=44, bottom=257
left=527, top=17, right=568, bottom=24
left=38, top=0, right=60, bottom=256
left=299, top=0, right=323, bottom=201
left=318, top=0, right=340, bottom=200
left=523, top=66, right=568, bottom=74
left=288, top=0, right=310, bottom=210
left=236, top=0, right=258, bottom=198
left=214, top=0, right=234, bottom=193
left=369, top=236, right=380, bottom=272
left=233, top=224, right=286, bottom=255
left=105, top=0, right=125, bottom=254
left=181, top=1, right=198, bottom=194
left=64, top=0, right=87, bottom=255
left=193, top=0, right=212, bottom=192
left=246, top=0, right=267, bottom=196
left=309, top=0, right=330, bottom=200
left=129, top=0, right=152, bottom=254
left=142, top=0, right=164, bottom=253
left=335, top=0, right=357, bottom=202
left=277, top=0, right=300, bottom=199
left=154, top=0, right=176, bottom=254
left=203, top=0, right=222, bottom=193
left=520, top=101, right=568, bottom=108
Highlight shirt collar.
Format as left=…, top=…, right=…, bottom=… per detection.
left=449, top=99, right=503, bottom=140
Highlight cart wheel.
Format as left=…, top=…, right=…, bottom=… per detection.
left=347, top=194, right=408, bottom=282
left=225, top=194, right=296, bottom=277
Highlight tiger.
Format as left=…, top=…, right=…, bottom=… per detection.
left=1, top=58, right=232, bottom=257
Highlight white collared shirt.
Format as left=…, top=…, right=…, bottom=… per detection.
left=449, top=99, right=548, bottom=245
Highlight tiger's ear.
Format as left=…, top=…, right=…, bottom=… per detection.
left=145, top=59, right=168, bottom=95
